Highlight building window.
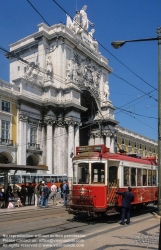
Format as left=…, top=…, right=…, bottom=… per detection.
left=149, top=147, right=151, bottom=152
left=24, top=67, right=27, bottom=73
left=30, top=127, right=37, bottom=143
left=145, top=145, right=147, bottom=150
left=122, top=138, right=124, bottom=144
left=18, top=66, right=20, bottom=71
left=134, top=142, right=137, bottom=148
left=1, top=121, right=10, bottom=139
left=140, top=144, right=142, bottom=149
left=128, top=140, right=131, bottom=146
left=2, top=100, right=10, bottom=112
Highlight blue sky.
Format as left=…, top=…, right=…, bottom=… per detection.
left=0, top=0, right=160, bottom=141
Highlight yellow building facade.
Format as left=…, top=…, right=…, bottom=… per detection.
left=115, top=126, right=158, bottom=159
left=0, top=79, right=17, bottom=164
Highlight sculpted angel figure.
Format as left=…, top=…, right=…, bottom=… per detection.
left=104, top=81, right=110, bottom=100
left=80, top=5, right=94, bottom=31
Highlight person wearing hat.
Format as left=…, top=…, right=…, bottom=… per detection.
left=49, top=181, right=57, bottom=206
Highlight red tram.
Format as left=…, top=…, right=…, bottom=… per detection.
left=66, top=144, right=158, bottom=216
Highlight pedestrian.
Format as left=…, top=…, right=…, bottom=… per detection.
left=59, top=181, right=63, bottom=204
left=20, top=185, right=27, bottom=206
left=39, top=181, right=43, bottom=205
left=49, top=181, right=57, bottom=206
left=34, top=183, right=40, bottom=208
left=40, top=182, right=49, bottom=208
left=27, top=183, right=34, bottom=205
left=116, top=186, right=134, bottom=225
left=62, top=180, right=69, bottom=206
left=13, top=189, right=22, bottom=208
left=0, top=188, right=4, bottom=208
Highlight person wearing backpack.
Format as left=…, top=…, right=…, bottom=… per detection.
left=39, top=182, right=49, bottom=208
left=63, top=180, right=69, bottom=206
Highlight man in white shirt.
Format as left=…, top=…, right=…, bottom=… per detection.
left=50, top=181, right=57, bottom=206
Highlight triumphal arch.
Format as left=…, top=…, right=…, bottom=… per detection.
left=9, top=5, right=118, bottom=181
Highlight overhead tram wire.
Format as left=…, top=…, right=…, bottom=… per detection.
left=52, top=0, right=158, bottom=93
left=112, top=72, right=157, bottom=102
left=115, top=90, right=157, bottom=115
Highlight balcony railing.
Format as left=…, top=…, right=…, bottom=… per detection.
left=28, top=143, right=40, bottom=150
left=0, top=138, right=13, bottom=146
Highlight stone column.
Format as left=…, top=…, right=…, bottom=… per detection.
left=46, top=120, right=53, bottom=174
left=74, top=125, right=79, bottom=155
left=18, top=115, right=28, bottom=165
left=68, top=123, right=74, bottom=188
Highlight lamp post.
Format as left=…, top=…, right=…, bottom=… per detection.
left=111, top=27, right=161, bottom=215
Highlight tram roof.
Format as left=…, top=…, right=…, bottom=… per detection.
left=0, top=164, right=48, bottom=171
left=73, top=151, right=157, bottom=166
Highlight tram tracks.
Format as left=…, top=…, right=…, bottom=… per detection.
left=0, top=206, right=158, bottom=249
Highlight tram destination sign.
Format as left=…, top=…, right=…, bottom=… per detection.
left=77, top=146, right=102, bottom=153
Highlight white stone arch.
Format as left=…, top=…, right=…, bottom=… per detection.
left=0, top=151, right=13, bottom=163
left=26, top=153, right=40, bottom=166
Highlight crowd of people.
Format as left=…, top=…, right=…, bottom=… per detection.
left=0, top=180, right=69, bottom=209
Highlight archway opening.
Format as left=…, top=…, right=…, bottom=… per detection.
left=80, top=90, right=98, bottom=146
left=26, top=154, right=39, bottom=166
left=0, top=152, right=13, bottom=163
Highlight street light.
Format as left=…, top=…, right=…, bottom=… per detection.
left=111, top=27, right=161, bottom=215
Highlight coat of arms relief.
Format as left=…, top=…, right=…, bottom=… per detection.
left=66, top=53, right=101, bottom=101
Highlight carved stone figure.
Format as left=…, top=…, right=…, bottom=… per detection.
left=66, top=11, right=82, bottom=35
left=88, top=29, right=98, bottom=51
left=72, top=11, right=82, bottom=34
left=104, top=81, right=110, bottom=100
left=46, top=55, right=53, bottom=80
left=25, top=62, right=38, bottom=80
left=66, top=58, right=74, bottom=82
left=80, top=5, right=94, bottom=31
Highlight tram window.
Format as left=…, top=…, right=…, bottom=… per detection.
left=131, top=168, right=136, bottom=186
left=0, top=176, right=4, bottom=185
left=38, top=176, right=43, bottom=182
left=137, top=169, right=142, bottom=186
left=10, top=175, right=21, bottom=184
left=152, top=170, right=156, bottom=186
left=92, top=163, right=105, bottom=183
left=73, top=164, right=77, bottom=184
left=124, top=167, right=130, bottom=186
left=148, top=170, right=152, bottom=186
left=78, top=163, right=89, bottom=184
left=22, top=175, right=31, bottom=184
left=31, top=176, right=36, bottom=183
left=43, top=176, right=51, bottom=182
left=143, top=169, right=147, bottom=186
left=109, top=166, right=117, bottom=186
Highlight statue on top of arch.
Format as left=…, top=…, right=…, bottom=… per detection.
left=66, top=5, right=98, bottom=51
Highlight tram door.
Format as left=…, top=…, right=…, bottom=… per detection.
left=108, top=166, right=119, bottom=205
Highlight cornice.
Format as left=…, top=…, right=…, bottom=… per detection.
left=19, top=114, right=28, bottom=122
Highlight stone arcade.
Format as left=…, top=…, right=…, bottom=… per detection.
left=8, top=6, right=118, bottom=183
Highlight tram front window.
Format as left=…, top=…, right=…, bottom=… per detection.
left=91, top=163, right=105, bottom=183
left=78, top=163, right=89, bottom=184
